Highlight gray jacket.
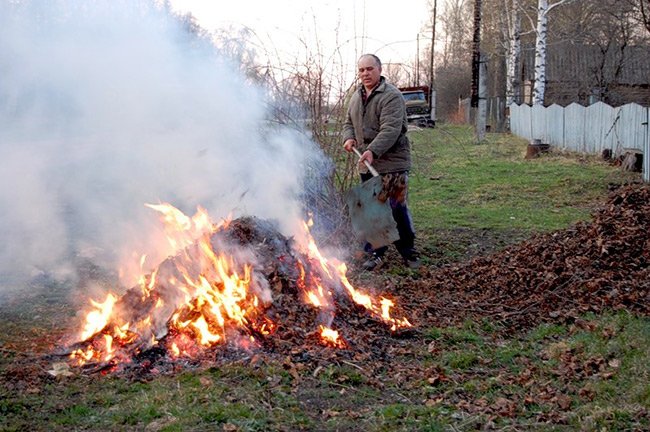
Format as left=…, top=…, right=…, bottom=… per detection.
left=343, top=77, right=411, bottom=174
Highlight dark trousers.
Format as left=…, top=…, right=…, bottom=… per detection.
left=360, top=171, right=416, bottom=259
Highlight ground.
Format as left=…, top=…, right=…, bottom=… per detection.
left=0, top=184, right=648, bottom=431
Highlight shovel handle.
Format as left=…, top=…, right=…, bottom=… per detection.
left=352, top=147, right=380, bottom=177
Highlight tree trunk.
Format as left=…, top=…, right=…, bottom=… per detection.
left=533, top=0, right=576, bottom=105
left=471, top=0, right=483, bottom=141
left=506, top=0, right=521, bottom=107
left=471, top=0, right=482, bottom=109
left=533, top=0, right=549, bottom=105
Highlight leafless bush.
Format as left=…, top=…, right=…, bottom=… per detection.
left=207, top=19, right=361, bottom=246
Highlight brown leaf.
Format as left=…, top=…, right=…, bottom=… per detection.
left=322, top=409, right=340, bottom=419
left=425, top=397, right=443, bottom=407
left=427, top=373, right=445, bottom=386
left=289, top=368, right=300, bottom=381
left=555, top=394, right=572, bottom=410
left=199, top=376, right=213, bottom=387
left=475, top=397, right=489, bottom=407
left=579, top=386, right=595, bottom=401
left=336, top=374, right=349, bottom=383
left=493, top=397, right=516, bottom=417
left=144, top=416, right=178, bottom=432
left=600, top=371, right=615, bottom=379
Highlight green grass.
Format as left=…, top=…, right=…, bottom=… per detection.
left=408, top=125, right=639, bottom=233
left=1, top=366, right=311, bottom=431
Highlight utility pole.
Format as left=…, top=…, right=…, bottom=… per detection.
left=416, top=34, right=420, bottom=86
left=429, top=0, right=437, bottom=126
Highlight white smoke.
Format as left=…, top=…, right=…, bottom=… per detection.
left=0, top=0, right=328, bottom=293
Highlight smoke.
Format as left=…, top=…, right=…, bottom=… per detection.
left=0, top=0, right=329, bottom=293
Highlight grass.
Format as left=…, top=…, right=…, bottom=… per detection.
left=1, top=125, right=648, bottom=431
left=414, top=311, right=649, bottom=431
left=408, top=125, right=638, bottom=234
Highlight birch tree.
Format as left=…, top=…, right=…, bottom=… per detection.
left=532, top=0, right=578, bottom=105
left=504, top=0, right=522, bottom=106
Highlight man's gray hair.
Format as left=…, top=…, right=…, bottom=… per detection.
left=359, top=53, right=382, bottom=69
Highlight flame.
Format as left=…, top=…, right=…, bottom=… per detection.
left=319, top=326, right=346, bottom=348
left=70, top=205, right=412, bottom=368
left=191, top=316, right=221, bottom=346
left=79, top=293, right=118, bottom=341
left=295, top=219, right=412, bottom=331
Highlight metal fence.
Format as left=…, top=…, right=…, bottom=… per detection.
left=510, top=102, right=649, bottom=182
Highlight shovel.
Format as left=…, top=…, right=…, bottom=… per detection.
left=345, top=147, right=400, bottom=249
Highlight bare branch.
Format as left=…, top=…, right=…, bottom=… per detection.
left=640, top=0, right=650, bottom=33
left=547, top=0, right=579, bottom=13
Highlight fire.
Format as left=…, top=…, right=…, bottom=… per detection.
left=295, top=219, right=412, bottom=332
left=69, top=204, right=411, bottom=368
left=79, top=293, right=118, bottom=341
left=190, top=316, right=221, bottom=346
left=319, top=326, right=346, bottom=348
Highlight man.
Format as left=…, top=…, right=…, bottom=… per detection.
left=342, top=54, right=420, bottom=270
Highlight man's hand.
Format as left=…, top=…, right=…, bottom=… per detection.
left=343, top=138, right=357, bottom=152
left=359, top=150, right=374, bottom=167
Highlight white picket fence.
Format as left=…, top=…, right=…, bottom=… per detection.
left=509, top=102, right=649, bottom=182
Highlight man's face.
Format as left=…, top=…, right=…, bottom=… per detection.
left=357, top=56, right=381, bottom=91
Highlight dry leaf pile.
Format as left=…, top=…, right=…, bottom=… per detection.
left=408, top=182, right=649, bottom=332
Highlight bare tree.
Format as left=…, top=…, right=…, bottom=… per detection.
left=639, top=0, right=650, bottom=32
left=383, top=63, right=412, bottom=88
left=439, top=0, right=474, bottom=68
left=435, top=0, right=649, bottom=113
left=435, top=0, right=474, bottom=120
left=621, top=0, right=650, bottom=35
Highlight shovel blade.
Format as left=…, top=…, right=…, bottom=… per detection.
left=345, top=176, right=400, bottom=249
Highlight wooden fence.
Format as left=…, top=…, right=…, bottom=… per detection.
left=509, top=102, right=649, bottom=182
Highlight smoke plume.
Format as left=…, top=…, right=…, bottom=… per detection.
left=0, top=0, right=329, bottom=294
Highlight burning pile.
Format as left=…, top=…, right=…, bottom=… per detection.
left=66, top=204, right=411, bottom=371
